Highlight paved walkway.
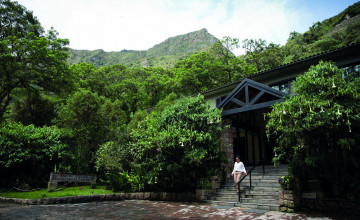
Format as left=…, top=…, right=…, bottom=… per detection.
left=0, top=200, right=357, bottom=220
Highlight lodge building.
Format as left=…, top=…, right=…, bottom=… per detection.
left=202, top=43, right=360, bottom=168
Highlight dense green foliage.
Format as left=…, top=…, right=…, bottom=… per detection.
left=0, top=123, right=71, bottom=187
left=173, top=50, right=256, bottom=95
left=0, top=2, right=238, bottom=190
left=96, top=94, right=225, bottom=192
left=239, top=2, right=360, bottom=72
left=55, top=89, right=127, bottom=173
left=266, top=61, right=360, bottom=199
left=241, top=39, right=285, bottom=72
left=0, top=0, right=72, bottom=120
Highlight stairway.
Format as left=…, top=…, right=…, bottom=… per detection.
left=208, top=164, right=288, bottom=211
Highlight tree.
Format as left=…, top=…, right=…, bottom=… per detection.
left=209, top=36, right=240, bottom=83
left=209, top=36, right=239, bottom=62
left=259, top=42, right=286, bottom=69
left=173, top=52, right=228, bottom=95
left=310, top=37, right=339, bottom=53
left=242, top=39, right=285, bottom=71
left=0, top=122, right=71, bottom=187
left=56, top=89, right=126, bottom=173
left=266, top=61, right=360, bottom=199
left=7, top=90, right=56, bottom=127
left=74, top=64, right=172, bottom=120
left=96, top=94, right=226, bottom=192
left=77, top=64, right=127, bottom=99
left=242, top=38, right=267, bottom=71
left=303, top=22, right=323, bottom=44
left=145, top=95, right=224, bottom=191
left=283, top=32, right=309, bottom=63
left=142, top=67, right=172, bottom=107
left=0, top=0, right=71, bottom=120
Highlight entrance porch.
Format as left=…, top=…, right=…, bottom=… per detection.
left=218, top=78, right=287, bottom=167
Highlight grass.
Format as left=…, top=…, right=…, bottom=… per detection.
left=0, top=185, right=114, bottom=200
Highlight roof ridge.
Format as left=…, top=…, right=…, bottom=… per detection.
left=201, top=42, right=360, bottom=94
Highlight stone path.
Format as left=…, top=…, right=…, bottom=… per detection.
left=0, top=200, right=357, bottom=220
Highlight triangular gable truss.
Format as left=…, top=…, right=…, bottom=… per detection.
left=218, top=78, right=288, bottom=116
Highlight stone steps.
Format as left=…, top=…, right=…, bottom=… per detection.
left=236, top=202, right=280, bottom=211
left=244, top=172, right=288, bottom=176
left=242, top=182, right=280, bottom=187
left=208, top=201, right=280, bottom=211
left=212, top=196, right=278, bottom=202
left=241, top=198, right=279, bottom=205
left=212, top=194, right=279, bottom=202
left=213, top=196, right=242, bottom=201
left=220, top=185, right=280, bottom=190
left=208, top=165, right=288, bottom=211
left=245, top=194, right=278, bottom=199
left=227, top=177, right=281, bottom=182
left=245, top=191, right=279, bottom=196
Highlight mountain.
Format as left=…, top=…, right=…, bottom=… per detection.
left=68, top=28, right=219, bottom=68
left=68, top=2, right=360, bottom=70
left=283, top=1, right=360, bottom=61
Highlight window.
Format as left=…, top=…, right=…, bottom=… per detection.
left=343, top=64, right=360, bottom=78
left=270, top=79, right=294, bottom=94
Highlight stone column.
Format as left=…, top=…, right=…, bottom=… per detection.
left=279, top=189, right=301, bottom=212
left=221, top=118, right=234, bottom=178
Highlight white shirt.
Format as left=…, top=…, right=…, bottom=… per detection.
left=232, top=161, right=246, bottom=174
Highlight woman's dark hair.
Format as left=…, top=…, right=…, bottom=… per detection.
left=236, top=155, right=240, bottom=159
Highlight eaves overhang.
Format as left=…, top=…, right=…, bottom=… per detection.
left=202, top=43, right=360, bottom=98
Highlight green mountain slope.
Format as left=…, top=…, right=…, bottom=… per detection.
left=239, top=1, right=360, bottom=72
left=68, top=28, right=218, bottom=68
left=283, top=1, right=360, bottom=61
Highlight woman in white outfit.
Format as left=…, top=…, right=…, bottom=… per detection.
left=231, top=155, right=247, bottom=193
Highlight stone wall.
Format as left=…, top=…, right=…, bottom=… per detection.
left=195, top=190, right=212, bottom=201
left=0, top=191, right=212, bottom=205
left=279, top=190, right=301, bottom=213
left=210, top=176, right=221, bottom=190
left=221, top=118, right=234, bottom=176
left=0, top=176, right=224, bottom=206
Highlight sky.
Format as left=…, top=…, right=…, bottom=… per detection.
left=15, top=0, right=360, bottom=55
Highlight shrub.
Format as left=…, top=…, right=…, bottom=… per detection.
left=0, top=123, right=71, bottom=187
left=266, top=61, right=360, bottom=199
left=279, top=175, right=295, bottom=190
left=96, top=94, right=226, bottom=192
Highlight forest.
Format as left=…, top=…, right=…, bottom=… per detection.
left=1, top=0, right=360, bottom=193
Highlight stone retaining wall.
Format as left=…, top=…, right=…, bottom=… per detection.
left=0, top=191, right=212, bottom=205
left=279, top=190, right=301, bottom=213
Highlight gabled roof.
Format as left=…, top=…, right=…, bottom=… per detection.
left=218, top=78, right=287, bottom=116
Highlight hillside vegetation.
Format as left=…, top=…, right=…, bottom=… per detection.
left=239, top=1, right=360, bottom=72
left=68, top=28, right=218, bottom=68
left=68, top=2, right=360, bottom=71
left=282, top=1, right=360, bottom=62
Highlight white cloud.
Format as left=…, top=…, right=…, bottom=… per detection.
left=14, top=0, right=332, bottom=55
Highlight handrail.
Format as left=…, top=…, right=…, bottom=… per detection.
left=237, top=159, right=265, bottom=202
